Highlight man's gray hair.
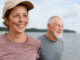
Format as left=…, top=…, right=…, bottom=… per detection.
left=48, top=16, right=61, bottom=24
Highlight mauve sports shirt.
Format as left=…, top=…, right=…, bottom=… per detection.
left=0, top=34, right=41, bottom=60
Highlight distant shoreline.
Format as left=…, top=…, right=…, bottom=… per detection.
left=0, top=27, right=76, bottom=33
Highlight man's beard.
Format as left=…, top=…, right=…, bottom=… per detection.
left=54, top=31, right=63, bottom=39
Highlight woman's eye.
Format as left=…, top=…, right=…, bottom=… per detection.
left=13, top=15, right=18, bottom=17
left=24, top=15, right=27, bottom=17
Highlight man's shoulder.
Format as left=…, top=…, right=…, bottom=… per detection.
left=37, top=34, right=45, bottom=40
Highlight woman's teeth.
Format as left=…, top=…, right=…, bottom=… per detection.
left=17, top=25, right=24, bottom=27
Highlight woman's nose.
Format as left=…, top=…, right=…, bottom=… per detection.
left=19, top=16, right=24, bottom=22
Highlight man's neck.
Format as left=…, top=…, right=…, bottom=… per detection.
left=46, top=33, right=57, bottom=42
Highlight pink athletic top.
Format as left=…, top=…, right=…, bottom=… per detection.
left=0, top=34, right=41, bottom=60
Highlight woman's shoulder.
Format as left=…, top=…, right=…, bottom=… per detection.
left=0, top=34, right=5, bottom=39
left=0, top=34, right=7, bottom=45
left=27, top=34, right=41, bottom=44
left=27, top=34, right=41, bottom=48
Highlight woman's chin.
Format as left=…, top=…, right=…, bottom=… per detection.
left=15, top=29, right=25, bottom=34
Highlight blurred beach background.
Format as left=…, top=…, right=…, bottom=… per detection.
left=0, top=0, right=80, bottom=60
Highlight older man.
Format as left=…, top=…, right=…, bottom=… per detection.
left=38, top=16, right=64, bottom=60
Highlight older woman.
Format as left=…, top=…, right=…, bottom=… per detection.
left=0, top=0, right=41, bottom=60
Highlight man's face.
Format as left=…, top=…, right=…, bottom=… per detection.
left=48, top=18, right=63, bottom=39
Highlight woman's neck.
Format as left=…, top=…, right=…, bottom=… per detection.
left=6, top=32, right=27, bottom=43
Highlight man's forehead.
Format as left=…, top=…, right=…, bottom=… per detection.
left=56, top=22, right=64, bottom=26
left=53, top=17, right=61, bottom=21
left=52, top=18, right=63, bottom=25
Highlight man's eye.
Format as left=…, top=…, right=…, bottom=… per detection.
left=57, top=24, right=59, bottom=27
left=61, top=26, right=63, bottom=28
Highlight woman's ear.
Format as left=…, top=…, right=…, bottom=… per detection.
left=3, top=17, right=9, bottom=26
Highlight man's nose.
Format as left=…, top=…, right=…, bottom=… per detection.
left=59, top=27, right=63, bottom=31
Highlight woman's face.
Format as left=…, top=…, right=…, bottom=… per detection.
left=6, top=6, right=28, bottom=34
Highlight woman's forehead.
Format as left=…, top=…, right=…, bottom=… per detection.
left=9, top=6, right=28, bottom=14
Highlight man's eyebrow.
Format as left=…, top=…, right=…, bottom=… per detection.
left=57, top=23, right=64, bottom=26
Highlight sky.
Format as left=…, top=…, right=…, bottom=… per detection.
left=0, top=0, right=80, bottom=33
